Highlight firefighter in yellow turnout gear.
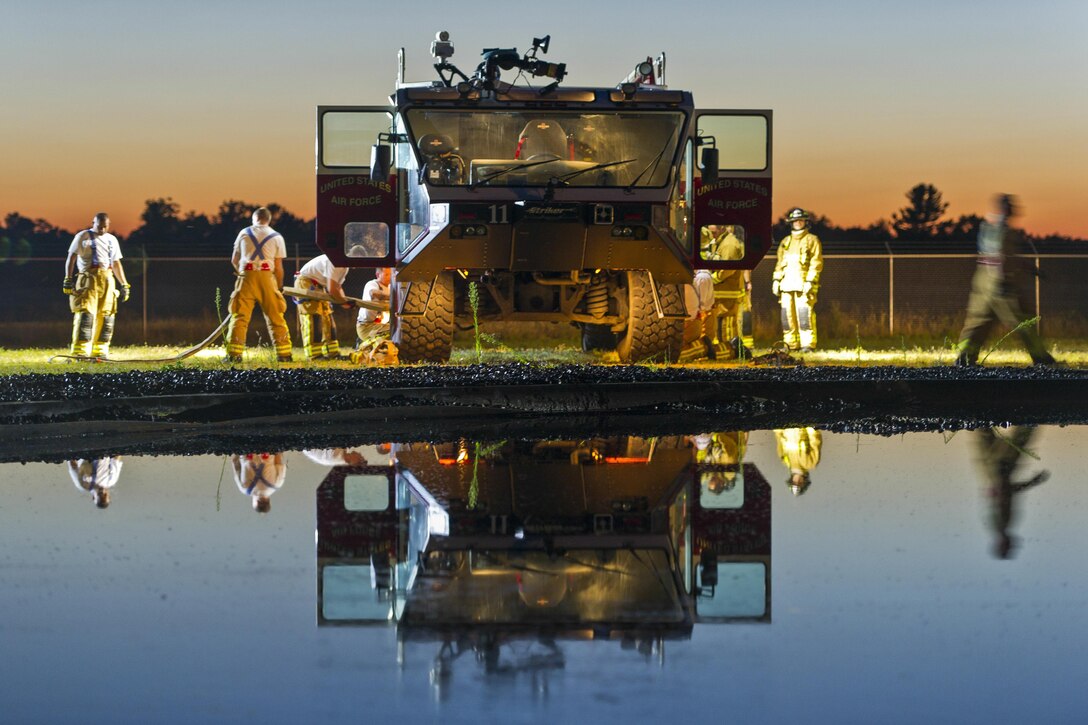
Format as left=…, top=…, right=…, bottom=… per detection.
left=294, top=254, right=351, bottom=360
left=63, top=212, right=130, bottom=359
left=224, top=207, right=293, bottom=362
left=775, top=427, right=822, bottom=496
left=701, top=225, right=753, bottom=355
left=772, top=208, right=822, bottom=352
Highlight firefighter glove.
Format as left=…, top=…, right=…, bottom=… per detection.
left=120, top=284, right=131, bottom=303
left=63, top=277, right=74, bottom=295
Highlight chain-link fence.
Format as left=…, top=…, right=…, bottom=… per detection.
left=5, top=252, right=1088, bottom=348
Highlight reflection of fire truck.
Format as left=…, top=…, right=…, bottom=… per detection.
left=315, top=33, right=772, bottom=362
left=315, top=436, right=771, bottom=685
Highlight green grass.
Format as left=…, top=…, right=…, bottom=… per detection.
left=3, top=338, right=1086, bottom=375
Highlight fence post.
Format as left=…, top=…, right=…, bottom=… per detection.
left=886, top=244, right=894, bottom=336
left=142, top=256, right=148, bottom=343
left=1035, top=255, right=1041, bottom=336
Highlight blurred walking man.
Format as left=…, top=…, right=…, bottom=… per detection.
left=955, top=194, right=1056, bottom=366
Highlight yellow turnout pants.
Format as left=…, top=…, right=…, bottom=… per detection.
left=69, top=268, right=118, bottom=357
left=225, top=271, right=292, bottom=358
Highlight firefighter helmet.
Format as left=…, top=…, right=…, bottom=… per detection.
left=786, top=207, right=810, bottom=223
left=787, top=472, right=811, bottom=496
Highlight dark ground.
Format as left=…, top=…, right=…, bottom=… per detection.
left=2, top=364, right=1087, bottom=462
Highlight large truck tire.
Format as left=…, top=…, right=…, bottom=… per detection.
left=394, top=272, right=455, bottom=363
left=616, top=271, right=684, bottom=364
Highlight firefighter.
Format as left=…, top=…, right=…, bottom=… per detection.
left=682, top=268, right=721, bottom=360
left=354, top=267, right=392, bottom=346
left=703, top=225, right=752, bottom=357
left=955, top=194, right=1056, bottom=366
left=224, top=207, right=293, bottom=362
left=232, top=452, right=286, bottom=514
left=67, top=456, right=122, bottom=509
left=774, top=427, right=822, bottom=496
left=294, top=253, right=350, bottom=360
left=63, top=212, right=130, bottom=359
left=772, top=208, right=822, bottom=352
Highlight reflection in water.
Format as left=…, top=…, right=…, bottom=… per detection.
left=694, top=431, right=746, bottom=497
left=232, top=452, right=286, bottom=513
left=774, top=427, right=822, bottom=495
left=973, top=426, right=1049, bottom=559
left=67, top=456, right=122, bottom=509
left=315, top=437, right=772, bottom=698
left=303, top=448, right=370, bottom=468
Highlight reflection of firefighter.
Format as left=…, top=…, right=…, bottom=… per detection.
left=694, top=431, right=747, bottom=493
left=772, top=208, right=822, bottom=352
left=973, top=426, right=1048, bottom=559
left=232, top=453, right=286, bottom=513
left=303, top=448, right=367, bottom=467
left=68, top=456, right=122, bottom=509
left=774, top=427, right=821, bottom=495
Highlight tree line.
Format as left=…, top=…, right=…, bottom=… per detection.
left=2, top=184, right=1084, bottom=262
left=0, top=197, right=318, bottom=262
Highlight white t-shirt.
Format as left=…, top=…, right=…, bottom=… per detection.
left=298, top=254, right=348, bottom=289
left=233, top=224, right=286, bottom=269
left=358, top=278, right=390, bottom=324
left=68, top=229, right=122, bottom=273
left=69, top=458, right=123, bottom=491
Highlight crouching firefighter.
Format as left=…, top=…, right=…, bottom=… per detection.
left=63, top=212, right=130, bottom=359
left=294, top=253, right=351, bottom=360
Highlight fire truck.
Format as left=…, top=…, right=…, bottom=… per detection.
left=315, top=33, right=772, bottom=362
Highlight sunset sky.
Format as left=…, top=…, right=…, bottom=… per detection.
left=3, top=0, right=1086, bottom=238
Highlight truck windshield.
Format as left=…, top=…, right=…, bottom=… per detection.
left=404, top=109, right=685, bottom=188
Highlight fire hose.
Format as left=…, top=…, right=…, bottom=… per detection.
left=49, top=288, right=389, bottom=364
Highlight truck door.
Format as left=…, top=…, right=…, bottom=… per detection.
left=316, top=106, right=398, bottom=268
left=690, top=110, right=773, bottom=272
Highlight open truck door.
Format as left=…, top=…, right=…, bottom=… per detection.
left=690, top=110, right=773, bottom=272
left=316, top=106, right=397, bottom=268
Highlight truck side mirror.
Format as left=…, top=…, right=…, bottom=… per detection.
left=370, top=144, right=391, bottom=181
left=700, top=147, right=719, bottom=186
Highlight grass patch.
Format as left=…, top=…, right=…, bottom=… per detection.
left=3, top=338, right=1086, bottom=375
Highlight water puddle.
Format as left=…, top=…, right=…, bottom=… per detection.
left=2, top=425, right=1084, bottom=720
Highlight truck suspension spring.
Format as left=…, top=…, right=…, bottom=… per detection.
left=585, top=280, right=610, bottom=319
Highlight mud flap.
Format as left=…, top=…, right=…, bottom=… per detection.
left=649, top=274, right=688, bottom=320
left=396, top=278, right=434, bottom=317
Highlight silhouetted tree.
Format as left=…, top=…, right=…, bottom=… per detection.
left=891, top=183, right=949, bottom=239
left=1, top=212, right=73, bottom=258
left=938, top=214, right=983, bottom=243
left=126, top=197, right=182, bottom=255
